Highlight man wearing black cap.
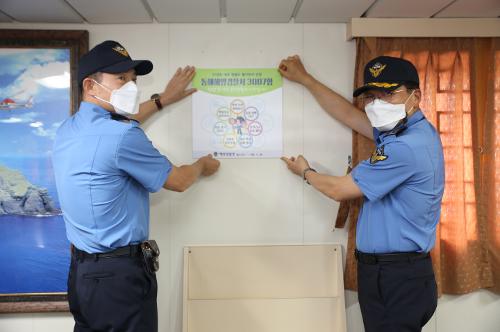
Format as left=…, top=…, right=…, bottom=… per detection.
left=53, top=40, right=220, bottom=332
left=279, top=55, right=444, bottom=332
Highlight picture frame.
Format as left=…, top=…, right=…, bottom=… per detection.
left=0, top=29, right=88, bottom=313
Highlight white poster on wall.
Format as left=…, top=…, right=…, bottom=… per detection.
left=192, top=68, right=283, bottom=159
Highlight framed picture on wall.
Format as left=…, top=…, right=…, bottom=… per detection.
left=0, top=29, right=88, bottom=313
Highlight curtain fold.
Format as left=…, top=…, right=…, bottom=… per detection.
left=344, top=37, right=500, bottom=295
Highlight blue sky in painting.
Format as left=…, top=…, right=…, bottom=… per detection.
left=0, top=49, right=70, bottom=158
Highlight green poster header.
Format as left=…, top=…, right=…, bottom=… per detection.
left=192, top=68, right=282, bottom=97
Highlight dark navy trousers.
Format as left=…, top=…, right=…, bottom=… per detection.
left=357, top=255, right=437, bottom=332
left=68, top=252, right=158, bottom=332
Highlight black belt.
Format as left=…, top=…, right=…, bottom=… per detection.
left=355, top=249, right=430, bottom=265
left=72, top=244, right=141, bottom=260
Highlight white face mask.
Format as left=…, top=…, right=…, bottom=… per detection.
left=364, top=91, right=415, bottom=132
left=92, top=80, right=141, bottom=116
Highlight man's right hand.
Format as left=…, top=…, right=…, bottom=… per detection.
left=278, top=55, right=313, bottom=86
left=199, top=154, right=220, bottom=176
left=163, top=155, right=220, bottom=192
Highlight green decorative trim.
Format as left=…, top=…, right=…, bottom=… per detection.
left=193, top=68, right=282, bottom=97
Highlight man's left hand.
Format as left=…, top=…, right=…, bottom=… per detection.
left=160, top=66, right=197, bottom=107
left=281, top=155, right=310, bottom=177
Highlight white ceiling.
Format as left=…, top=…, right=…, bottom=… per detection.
left=1, top=0, right=83, bottom=23
left=0, top=11, right=12, bottom=23
left=226, top=0, right=297, bottom=23
left=0, top=0, right=498, bottom=24
left=366, top=0, right=452, bottom=18
left=434, top=0, right=500, bottom=18
left=295, top=0, right=374, bottom=23
left=66, top=0, right=153, bottom=24
left=147, top=0, right=221, bottom=23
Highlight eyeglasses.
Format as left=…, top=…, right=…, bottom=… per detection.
left=359, top=89, right=407, bottom=104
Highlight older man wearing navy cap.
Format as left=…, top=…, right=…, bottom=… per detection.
left=278, top=55, right=444, bottom=332
left=53, top=40, right=220, bottom=332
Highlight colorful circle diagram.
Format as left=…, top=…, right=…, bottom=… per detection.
left=213, top=99, right=264, bottom=149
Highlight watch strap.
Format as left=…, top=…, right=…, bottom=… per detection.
left=151, top=94, right=163, bottom=111
left=302, top=167, right=317, bottom=185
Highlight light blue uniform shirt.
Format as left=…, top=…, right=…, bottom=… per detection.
left=351, top=110, right=445, bottom=254
left=52, top=102, right=171, bottom=253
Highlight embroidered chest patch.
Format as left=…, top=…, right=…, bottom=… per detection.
left=370, top=145, right=388, bottom=164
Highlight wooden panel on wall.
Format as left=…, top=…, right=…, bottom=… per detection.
left=183, top=244, right=346, bottom=332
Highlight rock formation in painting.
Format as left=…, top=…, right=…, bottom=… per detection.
left=0, top=165, right=60, bottom=216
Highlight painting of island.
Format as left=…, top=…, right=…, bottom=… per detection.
left=0, top=48, right=71, bottom=294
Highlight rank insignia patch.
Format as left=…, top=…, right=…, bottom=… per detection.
left=370, top=145, right=388, bottom=164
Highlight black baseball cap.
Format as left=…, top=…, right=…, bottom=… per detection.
left=78, top=40, right=153, bottom=86
left=353, top=56, right=419, bottom=97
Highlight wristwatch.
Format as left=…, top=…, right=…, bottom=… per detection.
left=150, top=93, right=163, bottom=111
left=302, top=167, right=317, bottom=185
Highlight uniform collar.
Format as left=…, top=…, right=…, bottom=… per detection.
left=79, top=101, right=111, bottom=118
left=406, top=109, right=425, bottom=127
left=375, top=109, right=425, bottom=144
left=78, top=101, right=135, bottom=122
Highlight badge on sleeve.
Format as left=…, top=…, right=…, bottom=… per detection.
left=370, top=145, right=388, bottom=164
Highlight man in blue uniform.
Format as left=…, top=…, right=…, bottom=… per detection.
left=278, top=55, right=444, bottom=332
left=53, top=40, right=220, bottom=332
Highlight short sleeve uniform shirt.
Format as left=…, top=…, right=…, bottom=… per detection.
left=53, top=102, right=172, bottom=253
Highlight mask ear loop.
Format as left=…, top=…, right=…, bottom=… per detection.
left=404, top=90, right=417, bottom=116
left=89, top=79, right=111, bottom=92
left=87, top=79, right=114, bottom=106
left=384, top=90, right=416, bottom=136
left=396, top=90, right=417, bottom=126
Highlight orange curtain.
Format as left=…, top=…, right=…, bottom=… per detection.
left=344, top=37, right=500, bottom=295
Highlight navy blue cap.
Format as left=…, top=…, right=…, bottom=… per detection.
left=78, top=40, right=153, bottom=86
left=353, top=56, right=419, bottom=97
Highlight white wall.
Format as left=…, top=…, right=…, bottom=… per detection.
left=0, top=22, right=499, bottom=332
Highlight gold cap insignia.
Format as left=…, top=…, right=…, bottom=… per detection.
left=367, top=82, right=399, bottom=88
left=112, top=45, right=129, bottom=57
left=370, top=145, right=388, bottom=164
left=369, top=62, right=386, bottom=78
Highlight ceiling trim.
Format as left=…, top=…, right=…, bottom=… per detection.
left=347, top=18, right=500, bottom=40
